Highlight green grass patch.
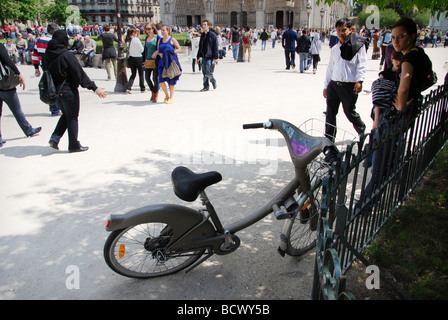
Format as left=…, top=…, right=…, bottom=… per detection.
left=365, top=145, right=448, bottom=299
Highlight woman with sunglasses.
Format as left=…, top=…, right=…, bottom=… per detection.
left=143, top=24, right=160, bottom=102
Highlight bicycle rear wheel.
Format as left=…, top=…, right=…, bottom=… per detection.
left=104, top=222, right=206, bottom=278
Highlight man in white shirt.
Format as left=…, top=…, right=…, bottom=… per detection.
left=323, top=18, right=367, bottom=154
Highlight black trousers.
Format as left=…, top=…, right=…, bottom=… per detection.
left=284, top=49, right=295, bottom=69
left=325, top=80, right=366, bottom=141
left=127, top=56, right=145, bottom=91
left=51, top=86, right=81, bottom=151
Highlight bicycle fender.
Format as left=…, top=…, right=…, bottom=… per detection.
left=106, top=204, right=217, bottom=251
left=106, top=204, right=204, bottom=231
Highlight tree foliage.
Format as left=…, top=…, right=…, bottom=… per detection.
left=1, top=0, right=86, bottom=27
left=318, top=0, right=448, bottom=18
left=0, top=0, right=45, bottom=24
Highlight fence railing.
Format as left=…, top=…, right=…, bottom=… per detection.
left=311, top=83, right=448, bottom=300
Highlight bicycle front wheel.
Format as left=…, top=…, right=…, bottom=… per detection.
left=281, top=159, right=327, bottom=256
left=104, top=222, right=206, bottom=278
left=282, top=196, right=319, bottom=256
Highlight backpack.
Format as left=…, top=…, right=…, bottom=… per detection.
left=39, top=52, right=66, bottom=105
left=243, top=35, right=250, bottom=44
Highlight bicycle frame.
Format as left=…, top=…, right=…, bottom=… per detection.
left=105, top=119, right=334, bottom=270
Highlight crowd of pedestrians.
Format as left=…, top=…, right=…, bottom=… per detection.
left=1, top=17, right=445, bottom=156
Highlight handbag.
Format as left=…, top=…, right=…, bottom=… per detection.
left=144, top=59, right=156, bottom=69
left=0, top=59, right=21, bottom=90
left=162, top=60, right=181, bottom=79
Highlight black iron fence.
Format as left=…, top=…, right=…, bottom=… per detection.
left=311, top=83, right=448, bottom=300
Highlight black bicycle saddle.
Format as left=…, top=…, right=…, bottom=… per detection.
left=171, top=166, right=222, bottom=202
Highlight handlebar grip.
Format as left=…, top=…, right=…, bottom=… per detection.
left=243, top=121, right=273, bottom=129
left=243, top=123, right=264, bottom=129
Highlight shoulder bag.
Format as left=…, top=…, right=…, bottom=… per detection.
left=0, top=59, right=21, bottom=90
left=162, top=60, right=181, bottom=79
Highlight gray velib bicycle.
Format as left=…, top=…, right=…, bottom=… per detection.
left=103, top=119, right=339, bottom=278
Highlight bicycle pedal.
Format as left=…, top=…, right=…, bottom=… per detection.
left=275, top=210, right=294, bottom=220
left=223, top=230, right=235, bottom=250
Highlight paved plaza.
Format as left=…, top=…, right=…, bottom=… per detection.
left=0, top=40, right=447, bottom=300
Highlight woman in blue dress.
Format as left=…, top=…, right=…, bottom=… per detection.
left=154, top=24, right=182, bottom=104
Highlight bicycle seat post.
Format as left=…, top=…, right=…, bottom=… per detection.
left=200, top=191, right=225, bottom=234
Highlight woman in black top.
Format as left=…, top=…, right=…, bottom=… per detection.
left=391, top=18, right=432, bottom=112
left=0, top=43, right=41, bottom=147
left=46, top=30, right=106, bottom=153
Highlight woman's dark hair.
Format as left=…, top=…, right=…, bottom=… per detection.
left=391, top=17, right=417, bottom=40
left=125, top=27, right=136, bottom=43
left=335, top=18, right=352, bottom=29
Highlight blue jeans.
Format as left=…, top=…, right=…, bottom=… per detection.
left=0, top=89, right=34, bottom=146
left=261, top=40, right=266, bottom=50
left=201, top=59, right=216, bottom=90
left=432, top=37, right=438, bottom=47
left=231, top=43, right=239, bottom=60
left=82, top=51, right=96, bottom=67
left=298, top=53, right=308, bottom=73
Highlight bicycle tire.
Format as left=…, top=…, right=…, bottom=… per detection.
left=104, top=222, right=206, bottom=278
left=282, top=159, right=327, bottom=256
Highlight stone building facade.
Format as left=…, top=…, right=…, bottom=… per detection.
left=69, top=0, right=161, bottom=26
left=159, top=0, right=351, bottom=30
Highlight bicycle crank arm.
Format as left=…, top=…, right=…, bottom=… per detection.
left=195, top=232, right=241, bottom=255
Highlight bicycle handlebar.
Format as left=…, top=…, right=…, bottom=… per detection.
left=242, top=121, right=273, bottom=129
left=242, top=119, right=336, bottom=167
